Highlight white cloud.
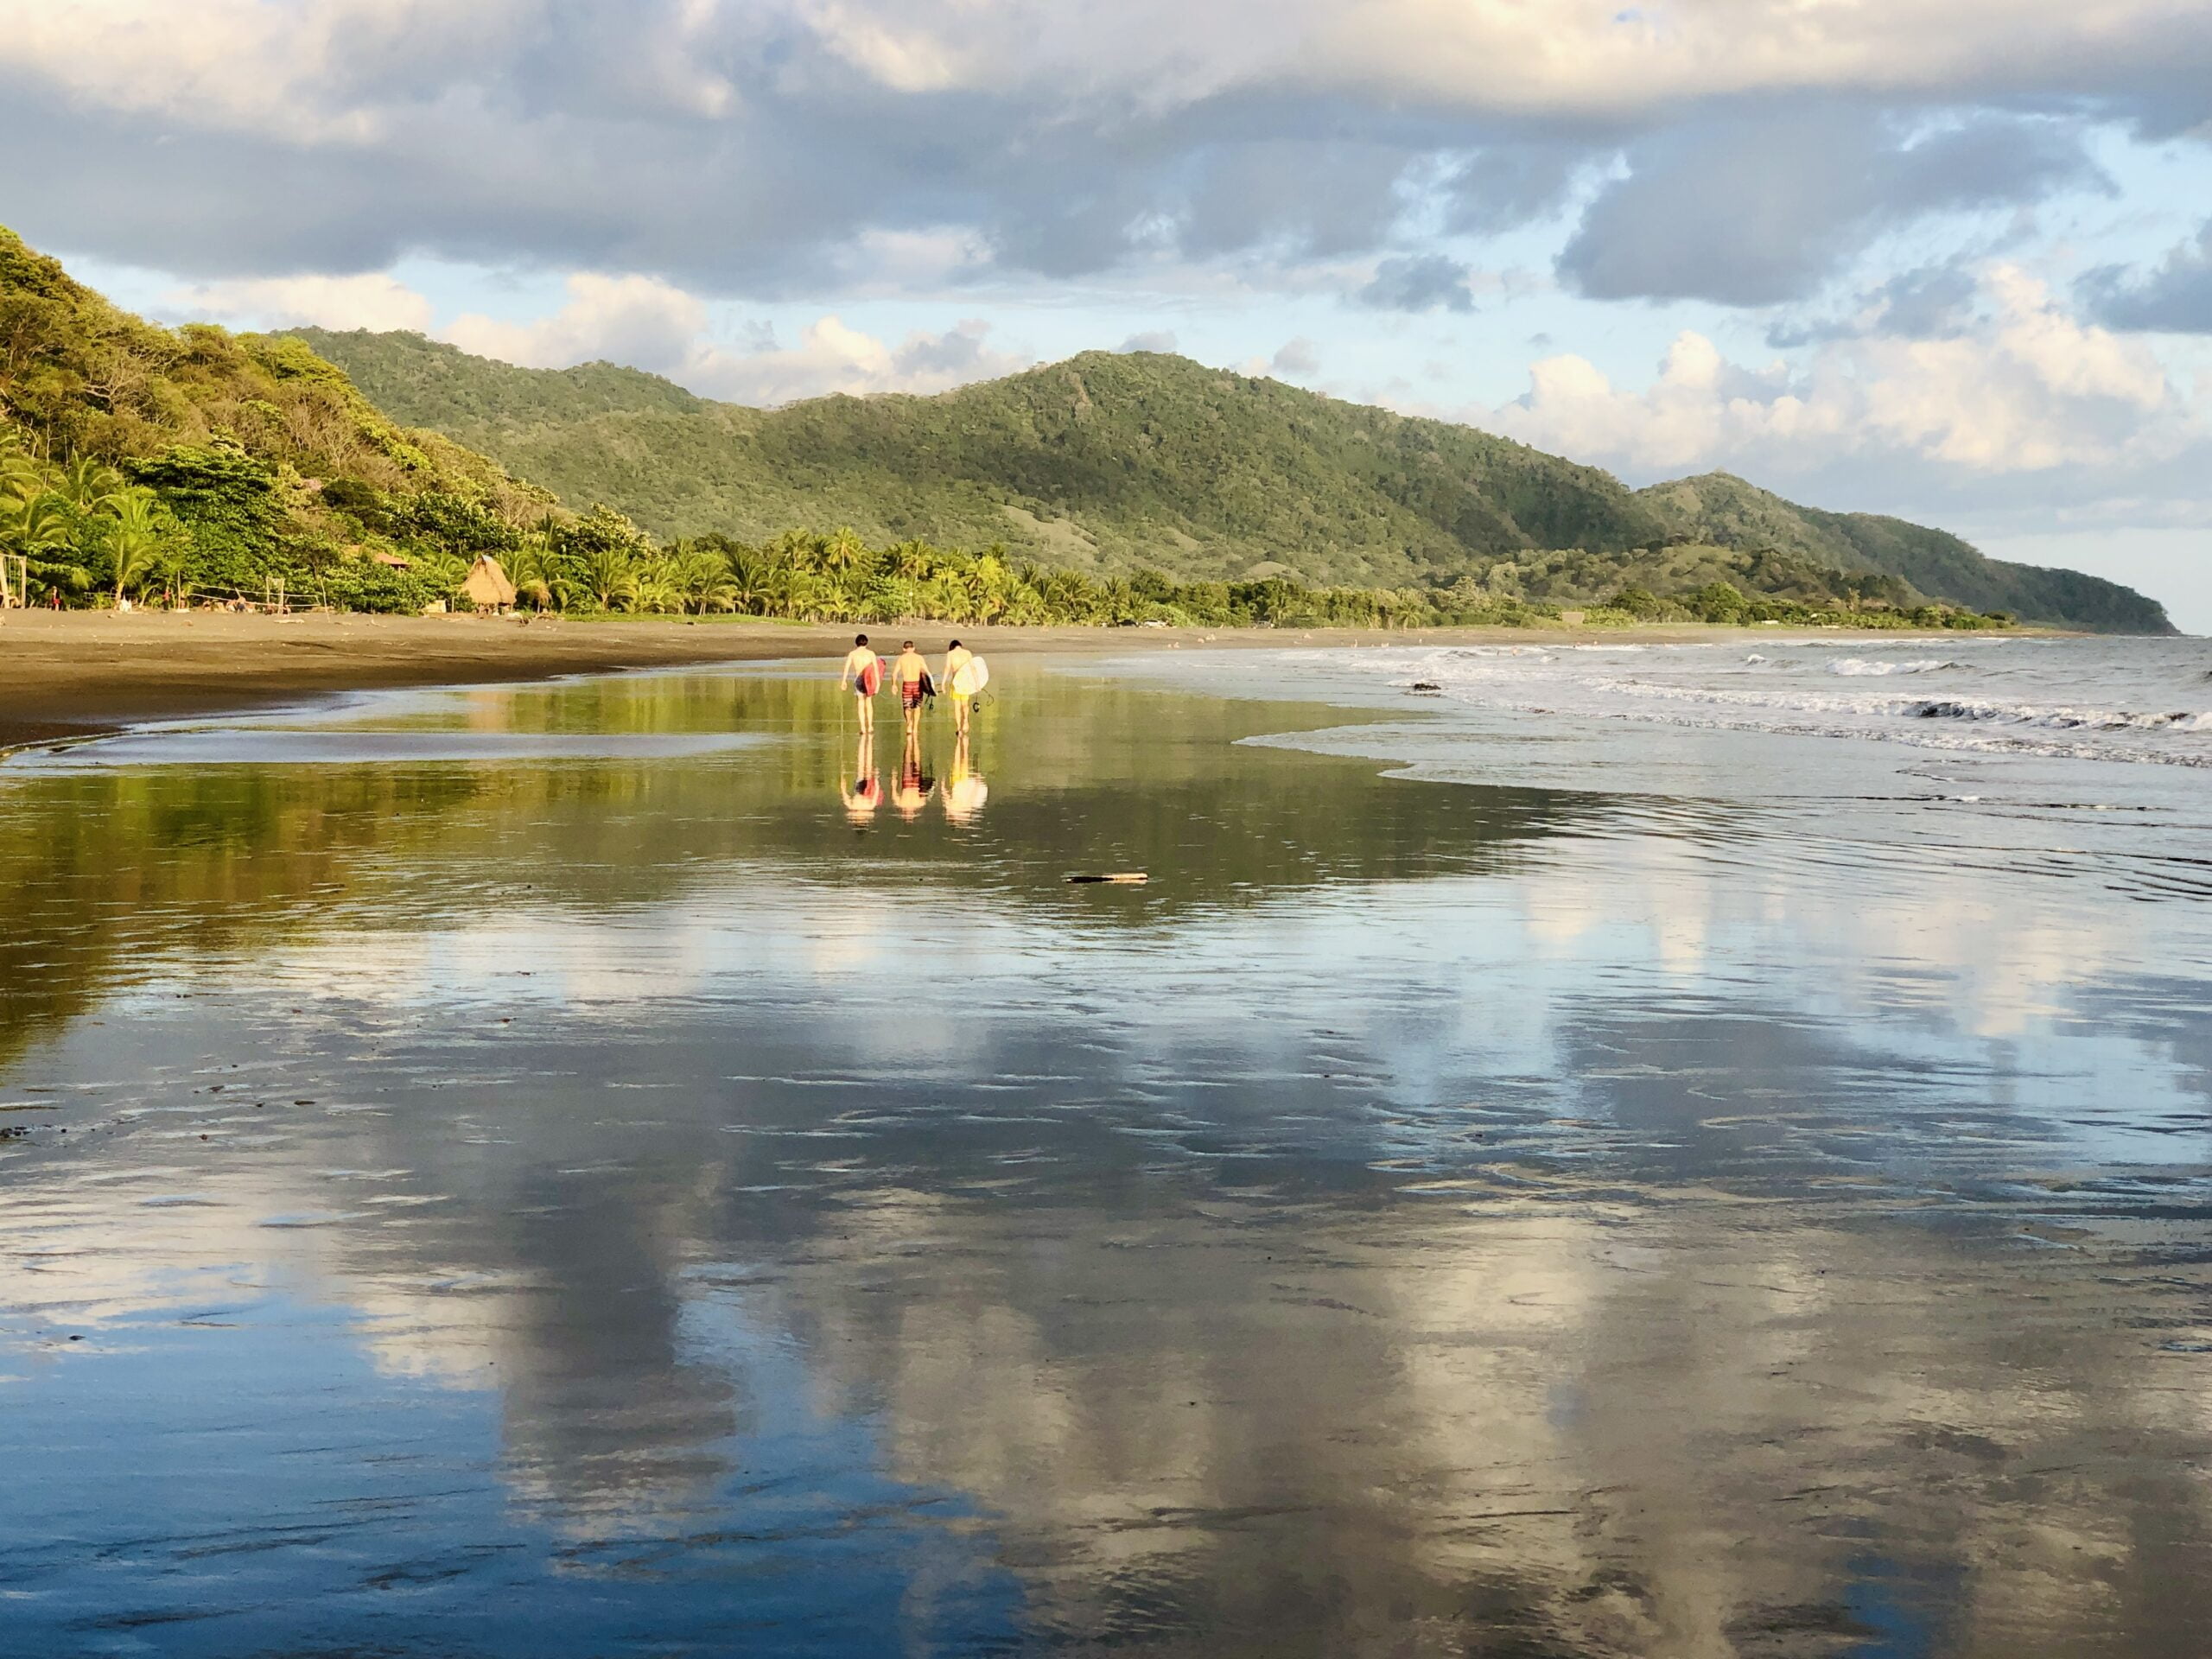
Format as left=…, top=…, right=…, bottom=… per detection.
left=1483, top=264, right=2193, bottom=480
left=441, top=271, right=1030, bottom=404
left=165, top=271, right=437, bottom=333
left=446, top=274, right=709, bottom=372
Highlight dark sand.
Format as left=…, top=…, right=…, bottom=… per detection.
left=0, top=608, right=1800, bottom=749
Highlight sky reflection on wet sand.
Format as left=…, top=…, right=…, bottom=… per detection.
left=2, top=659, right=2209, bottom=1656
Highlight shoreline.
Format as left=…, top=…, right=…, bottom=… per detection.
left=0, top=609, right=2014, bottom=751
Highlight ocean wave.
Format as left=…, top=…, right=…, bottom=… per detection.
left=1591, top=678, right=2211, bottom=734
left=1573, top=709, right=2212, bottom=768
left=1828, top=658, right=1955, bottom=677
left=1900, top=699, right=2212, bottom=732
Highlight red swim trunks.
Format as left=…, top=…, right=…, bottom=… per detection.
left=900, top=682, right=925, bottom=709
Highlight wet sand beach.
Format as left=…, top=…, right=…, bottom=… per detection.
left=0, top=608, right=1855, bottom=751
left=1, top=648, right=2207, bottom=1656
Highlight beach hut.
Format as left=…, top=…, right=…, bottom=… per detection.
left=461, top=555, right=518, bottom=614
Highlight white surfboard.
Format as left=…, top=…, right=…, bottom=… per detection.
left=950, top=657, right=990, bottom=696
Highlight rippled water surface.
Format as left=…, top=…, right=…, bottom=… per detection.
left=3, top=653, right=2209, bottom=1656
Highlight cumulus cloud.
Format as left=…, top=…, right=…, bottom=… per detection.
left=441, top=271, right=1029, bottom=404
left=2081, top=223, right=2212, bottom=333
left=446, top=275, right=708, bottom=373
left=1486, top=264, right=2188, bottom=480
left=166, top=272, right=436, bottom=333
left=1270, top=337, right=1322, bottom=376
left=1119, top=330, right=1180, bottom=353
left=1559, top=106, right=2107, bottom=307
left=1355, top=254, right=1478, bottom=313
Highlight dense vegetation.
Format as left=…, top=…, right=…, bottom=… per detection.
left=1639, top=473, right=2171, bottom=634
left=0, top=225, right=550, bottom=611
left=446, top=523, right=2018, bottom=631
left=0, top=226, right=2138, bottom=632
left=296, top=327, right=2171, bottom=632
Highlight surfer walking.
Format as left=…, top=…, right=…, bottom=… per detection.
left=893, top=640, right=931, bottom=737
left=943, top=640, right=989, bottom=732
left=942, top=639, right=975, bottom=736
left=838, top=633, right=882, bottom=734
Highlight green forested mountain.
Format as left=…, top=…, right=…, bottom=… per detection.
left=0, top=225, right=552, bottom=610
left=292, top=328, right=1675, bottom=588
left=290, top=327, right=2171, bottom=632
left=0, top=219, right=2162, bottom=632
left=0, top=225, right=1927, bottom=630
left=1638, top=473, right=2170, bottom=634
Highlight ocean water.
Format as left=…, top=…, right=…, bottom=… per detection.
left=1195, top=632, right=2212, bottom=777
left=2, top=650, right=2209, bottom=1656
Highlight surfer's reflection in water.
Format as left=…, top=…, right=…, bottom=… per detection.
left=892, top=729, right=935, bottom=821
left=943, top=729, right=988, bottom=823
left=839, top=730, right=881, bottom=826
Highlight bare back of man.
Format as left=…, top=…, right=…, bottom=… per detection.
left=838, top=633, right=881, bottom=733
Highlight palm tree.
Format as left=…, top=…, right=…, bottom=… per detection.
left=0, top=439, right=42, bottom=508
left=60, top=455, right=127, bottom=515
left=101, top=489, right=167, bottom=602
left=887, top=538, right=939, bottom=582
left=505, top=534, right=561, bottom=611
left=820, top=525, right=868, bottom=577
left=6, top=493, right=92, bottom=602
left=722, top=544, right=772, bottom=614
left=576, top=543, right=639, bottom=611
left=631, top=554, right=684, bottom=614
left=672, top=546, right=736, bottom=613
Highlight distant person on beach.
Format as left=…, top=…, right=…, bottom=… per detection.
left=838, top=633, right=881, bottom=734
left=942, top=639, right=975, bottom=735
left=893, top=640, right=931, bottom=735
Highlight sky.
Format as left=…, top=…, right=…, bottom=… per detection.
left=6, top=1, right=2212, bottom=628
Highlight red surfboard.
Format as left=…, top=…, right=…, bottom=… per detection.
left=856, top=657, right=884, bottom=696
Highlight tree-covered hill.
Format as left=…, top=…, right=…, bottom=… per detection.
left=0, top=225, right=552, bottom=609
left=0, top=226, right=1998, bottom=631
left=294, top=328, right=1682, bottom=589
left=292, top=327, right=2172, bottom=633
left=1638, top=473, right=2171, bottom=635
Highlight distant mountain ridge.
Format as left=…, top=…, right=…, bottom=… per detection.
left=1637, top=473, right=2165, bottom=636
left=291, top=327, right=2175, bottom=633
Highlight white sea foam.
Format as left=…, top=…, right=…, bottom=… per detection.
left=1356, top=637, right=2212, bottom=770
left=1828, top=658, right=1954, bottom=677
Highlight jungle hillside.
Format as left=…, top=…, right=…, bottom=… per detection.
left=0, top=221, right=2166, bottom=632
left=295, top=326, right=2173, bottom=633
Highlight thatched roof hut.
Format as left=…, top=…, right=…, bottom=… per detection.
left=461, top=555, right=518, bottom=612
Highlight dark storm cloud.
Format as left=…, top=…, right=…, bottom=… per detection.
left=1558, top=105, right=2107, bottom=307
left=1354, top=254, right=1477, bottom=313
left=2081, top=225, right=2212, bottom=332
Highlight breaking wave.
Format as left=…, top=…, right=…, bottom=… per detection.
left=1374, top=638, right=2212, bottom=768
left=1827, top=658, right=1955, bottom=676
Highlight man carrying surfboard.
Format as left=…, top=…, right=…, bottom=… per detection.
left=838, top=633, right=883, bottom=734
left=893, top=640, right=931, bottom=736
left=942, top=639, right=975, bottom=736
left=943, top=639, right=988, bottom=734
